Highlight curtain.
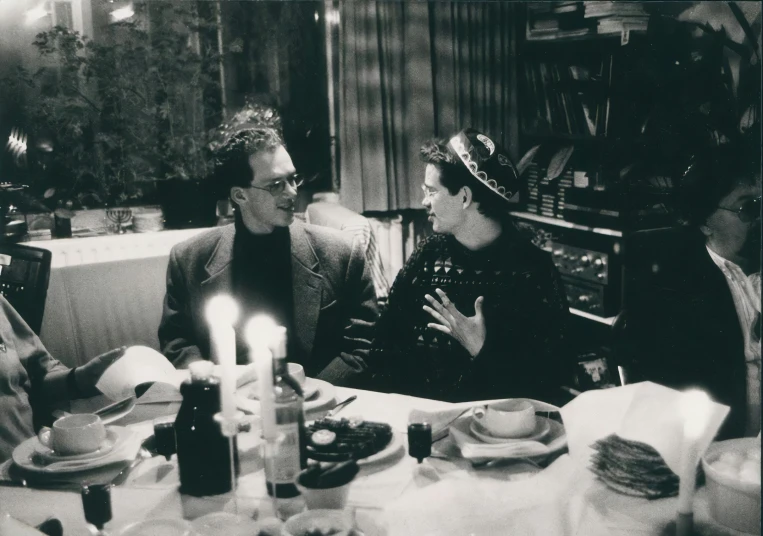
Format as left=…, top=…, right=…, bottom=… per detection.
left=337, top=1, right=519, bottom=213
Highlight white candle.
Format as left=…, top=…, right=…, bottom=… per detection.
left=205, top=295, right=240, bottom=420
left=677, top=390, right=711, bottom=514
left=245, top=315, right=278, bottom=440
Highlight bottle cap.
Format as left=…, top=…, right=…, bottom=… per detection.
left=189, top=361, right=215, bottom=380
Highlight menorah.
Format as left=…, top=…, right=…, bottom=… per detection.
left=106, top=208, right=132, bottom=234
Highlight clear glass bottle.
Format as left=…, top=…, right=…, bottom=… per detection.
left=264, top=326, right=307, bottom=505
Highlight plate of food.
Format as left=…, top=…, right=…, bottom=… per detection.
left=305, top=418, right=403, bottom=466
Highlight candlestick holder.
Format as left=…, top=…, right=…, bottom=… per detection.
left=106, top=208, right=132, bottom=234
left=214, top=411, right=247, bottom=517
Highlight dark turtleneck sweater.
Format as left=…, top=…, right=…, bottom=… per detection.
left=231, top=219, right=295, bottom=362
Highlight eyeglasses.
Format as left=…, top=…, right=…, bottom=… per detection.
left=251, top=174, right=304, bottom=196
left=717, top=196, right=761, bottom=223
left=421, top=184, right=438, bottom=199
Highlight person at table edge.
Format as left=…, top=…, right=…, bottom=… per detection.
left=369, top=128, right=570, bottom=403
left=0, top=295, right=125, bottom=462
left=623, top=146, right=761, bottom=439
left=158, top=123, right=379, bottom=386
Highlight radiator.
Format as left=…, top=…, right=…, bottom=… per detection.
left=37, top=229, right=207, bottom=367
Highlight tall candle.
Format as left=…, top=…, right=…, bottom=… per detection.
left=245, top=315, right=277, bottom=440
left=205, top=295, right=239, bottom=420
left=677, top=390, right=710, bottom=515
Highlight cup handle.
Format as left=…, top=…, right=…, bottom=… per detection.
left=38, top=427, right=52, bottom=448
left=472, top=406, right=486, bottom=420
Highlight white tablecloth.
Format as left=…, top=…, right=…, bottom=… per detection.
left=0, top=387, right=749, bottom=536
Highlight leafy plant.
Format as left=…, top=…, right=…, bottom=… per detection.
left=9, top=1, right=224, bottom=210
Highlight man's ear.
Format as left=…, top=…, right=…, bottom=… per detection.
left=231, top=187, right=247, bottom=205
left=699, top=222, right=712, bottom=237
left=461, top=186, right=473, bottom=209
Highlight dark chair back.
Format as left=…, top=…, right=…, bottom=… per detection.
left=0, top=243, right=52, bottom=334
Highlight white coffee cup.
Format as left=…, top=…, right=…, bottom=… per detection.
left=472, top=400, right=536, bottom=438
left=288, top=362, right=306, bottom=386
left=38, top=413, right=107, bottom=455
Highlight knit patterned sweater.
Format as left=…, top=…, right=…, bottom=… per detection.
left=370, top=230, right=570, bottom=403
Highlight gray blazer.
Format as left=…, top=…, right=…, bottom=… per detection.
left=158, top=221, right=379, bottom=386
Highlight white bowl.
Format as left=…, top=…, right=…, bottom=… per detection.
left=701, top=438, right=761, bottom=535
left=281, top=509, right=353, bottom=536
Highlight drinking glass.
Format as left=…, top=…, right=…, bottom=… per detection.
left=407, top=422, right=432, bottom=463
left=81, top=483, right=112, bottom=532
left=152, top=416, right=177, bottom=461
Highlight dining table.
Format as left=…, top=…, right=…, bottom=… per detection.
left=0, top=384, right=751, bottom=536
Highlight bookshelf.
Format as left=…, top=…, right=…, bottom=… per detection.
left=517, top=2, right=668, bottom=231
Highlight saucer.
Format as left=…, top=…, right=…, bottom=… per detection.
left=469, top=417, right=551, bottom=444
left=238, top=377, right=320, bottom=401
left=13, top=426, right=138, bottom=474
left=35, top=430, right=117, bottom=462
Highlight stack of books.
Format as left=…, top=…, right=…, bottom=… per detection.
left=583, top=1, right=649, bottom=36
left=526, top=2, right=592, bottom=42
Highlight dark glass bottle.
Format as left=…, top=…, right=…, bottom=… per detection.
left=264, top=326, right=307, bottom=499
left=81, top=483, right=112, bottom=531
left=175, top=361, right=240, bottom=496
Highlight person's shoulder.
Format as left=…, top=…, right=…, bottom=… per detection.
left=299, top=221, right=353, bottom=252
left=171, top=225, right=231, bottom=260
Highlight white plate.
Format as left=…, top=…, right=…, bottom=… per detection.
left=237, top=377, right=320, bottom=401
left=469, top=417, right=551, bottom=445
left=305, top=421, right=404, bottom=466
left=13, top=426, right=138, bottom=474
left=34, top=429, right=117, bottom=463
left=236, top=378, right=336, bottom=415
left=449, top=416, right=567, bottom=462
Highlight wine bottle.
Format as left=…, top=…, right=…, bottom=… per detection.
left=175, top=361, right=240, bottom=496
left=264, top=326, right=307, bottom=500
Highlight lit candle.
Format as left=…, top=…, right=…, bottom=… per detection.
left=245, top=315, right=277, bottom=440
left=205, top=295, right=240, bottom=420
left=677, top=390, right=711, bottom=516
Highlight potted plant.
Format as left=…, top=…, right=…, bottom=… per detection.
left=6, top=1, right=225, bottom=232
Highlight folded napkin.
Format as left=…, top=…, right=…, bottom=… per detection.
left=560, top=382, right=730, bottom=478
left=408, top=398, right=560, bottom=443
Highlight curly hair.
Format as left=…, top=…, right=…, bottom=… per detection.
left=419, top=138, right=509, bottom=220
left=213, top=126, right=284, bottom=194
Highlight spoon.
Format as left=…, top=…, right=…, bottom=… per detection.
left=326, top=395, right=358, bottom=418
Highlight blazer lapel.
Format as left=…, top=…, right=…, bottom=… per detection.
left=201, top=225, right=236, bottom=300
left=290, top=222, right=323, bottom=357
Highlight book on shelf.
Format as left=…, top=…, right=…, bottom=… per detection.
left=522, top=59, right=609, bottom=138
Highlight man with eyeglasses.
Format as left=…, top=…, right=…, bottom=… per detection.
left=624, top=145, right=761, bottom=439
left=158, top=125, right=378, bottom=386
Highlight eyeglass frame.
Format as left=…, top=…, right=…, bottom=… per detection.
left=249, top=173, right=304, bottom=197
left=717, top=195, right=761, bottom=223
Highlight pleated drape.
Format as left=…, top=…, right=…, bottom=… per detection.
left=338, top=2, right=519, bottom=213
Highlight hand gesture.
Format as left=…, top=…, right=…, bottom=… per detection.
left=423, top=288, right=486, bottom=357
left=74, top=346, right=127, bottom=396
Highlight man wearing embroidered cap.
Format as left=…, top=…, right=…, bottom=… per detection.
left=370, top=128, right=570, bottom=403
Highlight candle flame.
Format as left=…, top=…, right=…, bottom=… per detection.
left=244, top=314, right=277, bottom=350
left=205, top=295, right=239, bottom=327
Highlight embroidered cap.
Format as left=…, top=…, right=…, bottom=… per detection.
left=447, top=128, right=520, bottom=203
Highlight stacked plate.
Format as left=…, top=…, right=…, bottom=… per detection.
left=132, top=209, right=164, bottom=233
left=590, top=434, right=680, bottom=498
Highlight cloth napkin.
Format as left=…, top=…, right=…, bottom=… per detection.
left=382, top=454, right=576, bottom=536
left=559, top=381, right=730, bottom=477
